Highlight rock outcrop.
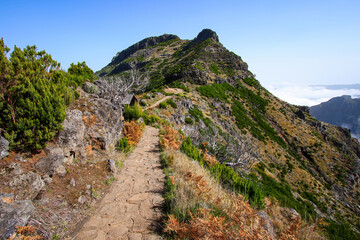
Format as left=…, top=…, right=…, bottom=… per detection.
left=0, top=136, right=9, bottom=160
left=0, top=193, right=35, bottom=239
left=9, top=171, right=45, bottom=200
left=109, top=34, right=179, bottom=66
left=193, top=28, right=219, bottom=43
left=35, top=147, right=65, bottom=175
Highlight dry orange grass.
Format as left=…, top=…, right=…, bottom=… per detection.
left=82, top=115, right=97, bottom=127
left=7, top=225, right=43, bottom=240
left=123, top=121, right=143, bottom=145
left=160, top=125, right=181, bottom=150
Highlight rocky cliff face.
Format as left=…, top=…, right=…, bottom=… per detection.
left=97, top=29, right=360, bottom=238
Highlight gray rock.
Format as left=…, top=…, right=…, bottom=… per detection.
left=58, top=109, right=86, bottom=151
left=193, top=29, right=219, bottom=43
left=43, top=175, right=52, bottom=184
left=0, top=193, right=35, bottom=239
left=0, top=136, right=9, bottom=160
left=70, top=178, right=76, bottom=187
left=35, top=147, right=65, bottom=175
left=257, top=211, right=275, bottom=240
left=108, top=159, right=117, bottom=174
left=15, top=155, right=26, bottom=162
left=83, top=82, right=99, bottom=94
left=7, top=163, right=23, bottom=176
left=9, top=171, right=44, bottom=200
left=56, top=165, right=67, bottom=177
left=78, top=195, right=89, bottom=205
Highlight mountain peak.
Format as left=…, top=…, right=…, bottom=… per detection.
left=193, top=29, right=219, bottom=43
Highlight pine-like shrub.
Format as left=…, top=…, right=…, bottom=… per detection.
left=0, top=38, right=95, bottom=151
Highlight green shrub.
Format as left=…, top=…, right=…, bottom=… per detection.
left=166, top=99, right=177, bottom=108
left=180, top=138, right=204, bottom=162
left=188, top=107, right=204, bottom=122
left=0, top=39, right=94, bottom=151
left=243, top=77, right=260, bottom=88
left=180, top=137, right=265, bottom=207
left=185, top=117, right=193, bottom=124
left=142, top=113, right=161, bottom=125
left=124, top=102, right=143, bottom=121
left=324, top=220, right=360, bottom=240
left=116, top=137, right=131, bottom=152
left=209, top=63, right=220, bottom=74
left=159, top=102, right=168, bottom=109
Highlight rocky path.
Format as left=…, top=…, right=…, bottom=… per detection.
left=73, top=127, right=165, bottom=240
left=144, top=96, right=172, bottom=110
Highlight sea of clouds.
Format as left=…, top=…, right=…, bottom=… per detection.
left=264, top=83, right=360, bottom=106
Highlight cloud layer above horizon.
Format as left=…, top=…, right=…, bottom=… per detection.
left=264, top=83, right=360, bottom=106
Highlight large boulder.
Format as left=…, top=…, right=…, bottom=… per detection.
left=9, top=172, right=45, bottom=200
left=0, top=193, right=35, bottom=239
left=0, top=136, right=9, bottom=160
left=35, top=147, right=65, bottom=175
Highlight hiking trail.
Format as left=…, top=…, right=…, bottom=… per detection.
left=73, top=126, right=165, bottom=240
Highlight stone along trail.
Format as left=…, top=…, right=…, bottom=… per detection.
left=74, top=126, right=165, bottom=240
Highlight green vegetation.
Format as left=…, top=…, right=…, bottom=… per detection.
left=258, top=170, right=317, bottom=221
left=188, top=106, right=204, bottom=122
left=152, top=38, right=179, bottom=48
left=180, top=137, right=265, bottom=207
left=123, top=102, right=143, bottom=121
left=209, top=63, right=220, bottom=74
left=0, top=39, right=94, bottom=151
left=243, top=77, right=260, bottom=88
left=142, top=113, right=161, bottom=125
left=324, top=220, right=360, bottom=240
left=115, top=137, right=131, bottom=152
left=159, top=102, right=168, bottom=109
left=197, top=83, right=232, bottom=103
left=166, top=99, right=177, bottom=108
left=185, top=117, right=193, bottom=124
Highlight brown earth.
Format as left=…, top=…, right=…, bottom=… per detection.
left=70, top=126, right=165, bottom=240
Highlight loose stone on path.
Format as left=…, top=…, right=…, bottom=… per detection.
left=73, top=126, right=165, bottom=240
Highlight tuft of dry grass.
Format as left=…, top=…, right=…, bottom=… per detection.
left=160, top=125, right=181, bottom=150
left=123, top=121, right=143, bottom=145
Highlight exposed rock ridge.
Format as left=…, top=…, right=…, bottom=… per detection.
left=193, top=28, right=219, bottom=43
left=109, top=34, right=179, bottom=66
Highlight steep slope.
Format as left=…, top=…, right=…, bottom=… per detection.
left=310, top=95, right=360, bottom=139
left=98, top=29, right=360, bottom=239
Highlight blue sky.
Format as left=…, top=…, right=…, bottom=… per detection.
left=1, top=0, right=359, bottom=105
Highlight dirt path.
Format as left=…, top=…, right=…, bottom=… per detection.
left=144, top=96, right=172, bottom=110
left=73, top=127, right=165, bottom=240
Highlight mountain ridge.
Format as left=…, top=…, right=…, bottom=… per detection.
left=96, top=29, right=360, bottom=239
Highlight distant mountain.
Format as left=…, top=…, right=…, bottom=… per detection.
left=310, top=95, right=360, bottom=139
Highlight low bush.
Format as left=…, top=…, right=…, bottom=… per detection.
left=166, top=99, right=177, bottom=108
left=115, top=137, right=131, bottom=153
left=124, top=102, right=143, bottom=121
left=185, top=117, right=193, bottom=124
left=142, top=113, right=161, bottom=125
left=159, top=102, right=168, bottom=109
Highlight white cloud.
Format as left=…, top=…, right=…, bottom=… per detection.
left=264, top=83, right=360, bottom=106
